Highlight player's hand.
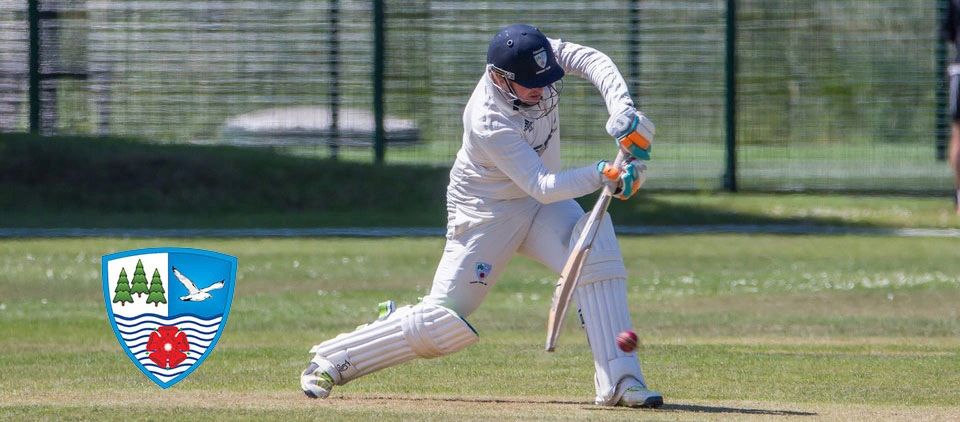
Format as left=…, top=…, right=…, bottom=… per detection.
left=597, top=157, right=647, bottom=200
left=605, top=108, right=654, bottom=160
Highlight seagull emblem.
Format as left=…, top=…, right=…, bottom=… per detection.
left=172, top=267, right=225, bottom=302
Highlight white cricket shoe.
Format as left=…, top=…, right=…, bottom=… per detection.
left=616, top=384, right=663, bottom=408
left=300, top=360, right=336, bottom=399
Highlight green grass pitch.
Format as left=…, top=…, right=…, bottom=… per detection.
left=1, top=235, right=958, bottom=420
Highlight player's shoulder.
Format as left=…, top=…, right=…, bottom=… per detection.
left=470, top=105, right=517, bottom=142
left=464, top=88, right=519, bottom=141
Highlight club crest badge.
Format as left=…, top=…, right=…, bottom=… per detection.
left=534, top=50, right=548, bottom=69
left=472, top=262, right=493, bottom=285
left=102, top=247, right=237, bottom=388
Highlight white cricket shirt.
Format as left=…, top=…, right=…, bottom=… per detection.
left=447, top=38, right=636, bottom=209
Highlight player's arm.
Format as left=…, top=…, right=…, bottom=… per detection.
left=550, top=38, right=634, bottom=117
left=551, top=39, right=654, bottom=160
left=475, top=125, right=602, bottom=204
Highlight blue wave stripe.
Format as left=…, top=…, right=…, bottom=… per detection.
left=117, top=323, right=221, bottom=333
left=140, top=357, right=199, bottom=365
left=120, top=332, right=218, bottom=342
left=119, top=326, right=220, bottom=337
left=143, top=367, right=191, bottom=377
left=142, top=365, right=199, bottom=376
left=176, top=330, right=217, bottom=340
left=113, top=313, right=223, bottom=322
left=126, top=339, right=150, bottom=348
left=117, top=327, right=159, bottom=337
left=135, top=354, right=206, bottom=363
left=116, top=318, right=221, bottom=329
left=171, top=327, right=220, bottom=335
left=118, top=322, right=221, bottom=334
left=117, top=317, right=223, bottom=327
left=141, top=360, right=198, bottom=368
left=141, top=359, right=198, bottom=369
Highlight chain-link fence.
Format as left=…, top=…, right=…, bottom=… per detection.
left=0, top=0, right=952, bottom=192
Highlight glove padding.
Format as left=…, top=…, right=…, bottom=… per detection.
left=597, top=158, right=647, bottom=200
left=605, top=108, right=654, bottom=160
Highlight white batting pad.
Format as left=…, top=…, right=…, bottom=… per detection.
left=309, top=303, right=479, bottom=385
left=574, top=278, right=647, bottom=405
left=568, top=212, right=627, bottom=286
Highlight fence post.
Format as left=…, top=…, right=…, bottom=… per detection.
left=373, top=0, right=385, bottom=165
left=723, top=0, right=738, bottom=192
left=28, top=0, right=40, bottom=134
left=329, top=0, right=340, bottom=160
left=628, top=0, right=641, bottom=103
left=937, top=0, right=949, bottom=161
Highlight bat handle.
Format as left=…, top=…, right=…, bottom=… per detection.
left=612, top=147, right=628, bottom=167
left=602, top=148, right=629, bottom=196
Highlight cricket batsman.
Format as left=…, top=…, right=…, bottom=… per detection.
left=301, top=24, right=662, bottom=408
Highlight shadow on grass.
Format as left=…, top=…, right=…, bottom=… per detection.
left=585, top=402, right=816, bottom=416
left=360, top=395, right=817, bottom=416
left=655, top=403, right=816, bottom=417
left=355, top=395, right=584, bottom=406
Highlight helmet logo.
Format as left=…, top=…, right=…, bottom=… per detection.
left=533, top=49, right=547, bottom=69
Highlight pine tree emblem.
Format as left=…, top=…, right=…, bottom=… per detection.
left=130, top=259, right=150, bottom=298
left=112, top=268, right=134, bottom=306
left=146, top=268, right=167, bottom=307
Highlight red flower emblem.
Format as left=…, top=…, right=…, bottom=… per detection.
left=146, top=325, right=191, bottom=368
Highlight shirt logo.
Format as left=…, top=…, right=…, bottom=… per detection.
left=523, top=119, right=534, bottom=132
left=471, top=262, right=492, bottom=285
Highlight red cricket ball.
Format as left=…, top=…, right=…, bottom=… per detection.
left=616, top=330, right=638, bottom=352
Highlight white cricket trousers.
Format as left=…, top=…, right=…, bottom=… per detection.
left=423, top=196, right=596, bottom=317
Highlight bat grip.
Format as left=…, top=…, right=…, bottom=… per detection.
left=602, top=148, right=629, bottom=196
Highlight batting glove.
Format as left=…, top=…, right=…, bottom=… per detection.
left=597, top=158, right=647, bottom=200
left=606, top=108, right=654, bottom=160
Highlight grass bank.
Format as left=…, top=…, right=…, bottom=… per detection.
left=1, top=134, right=957, bottom=229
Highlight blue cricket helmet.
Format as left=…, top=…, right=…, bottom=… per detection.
left=487, top=24, right=565, bottom=88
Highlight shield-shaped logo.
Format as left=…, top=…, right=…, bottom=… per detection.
left=102, top=247, right=237, bottom=388
left=475, top=262, right=492, bottom=284
left=534, top=50, right=548, bottom=69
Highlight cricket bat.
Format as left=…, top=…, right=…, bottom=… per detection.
left=545, top=148, right=627, bottom=352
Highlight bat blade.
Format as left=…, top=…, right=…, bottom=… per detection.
left=545, top=246, right=590, bottom=351
left=544, top=148, right=626, bottom=352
